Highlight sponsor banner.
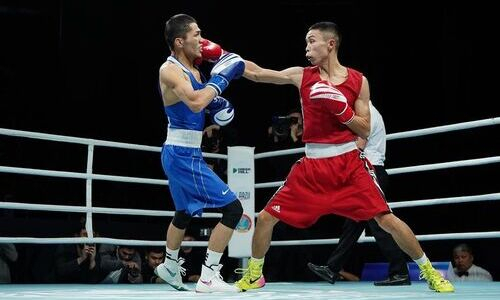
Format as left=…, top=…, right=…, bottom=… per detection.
left=227, top=146, right=255, bottom=258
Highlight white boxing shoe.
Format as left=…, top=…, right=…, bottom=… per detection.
left=154, top=257, right=190, bottom=291
left=195, top=264, right=240, bottom=293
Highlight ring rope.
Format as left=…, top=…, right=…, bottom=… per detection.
left=0, top=201, right=223, bottom=218
left=1, top=232, right=499, bottom=246
left=1, top=117, right=498, bottom=247
left=254, top=117, right=500, bottom=159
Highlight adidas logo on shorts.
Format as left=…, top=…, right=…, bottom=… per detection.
left=271, top=205, right=281, bottom=213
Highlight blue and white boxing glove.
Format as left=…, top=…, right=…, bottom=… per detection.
left=206, top=96, right=235, bottom=126
left=206, top=53, right=245, bottom=96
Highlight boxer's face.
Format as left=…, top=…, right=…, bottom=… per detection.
left=305, top=29, right=333, bottom=65
left=181, top=23, right=202, bottom=59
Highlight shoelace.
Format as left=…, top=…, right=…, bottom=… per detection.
left=234, top=265, right=260, bottom=281
left=177, top=257, right=187, bottom=277
left=234, top=268, right=247, bottom=275
left=212, top=264, right=224, bottom=281
left=419, top=268, right=443, bottom=285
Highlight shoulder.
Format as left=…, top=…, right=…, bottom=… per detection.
left=472, top=264, right=491, bottom=274
left=160, top=62, right=187, bottom=84
left=160, top=61, right=182, bottom=76
left=347, top=67, right=363, bottom=78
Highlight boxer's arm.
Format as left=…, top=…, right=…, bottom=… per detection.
left=160, top=64, right=216, bottom=112
left=243, top=60, right=303, bottom=87
left=346, top=76, right=371, bottom=139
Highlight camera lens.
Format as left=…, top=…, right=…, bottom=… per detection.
left=272, top=116, right=292, bottom=137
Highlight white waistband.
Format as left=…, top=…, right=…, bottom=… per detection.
left=164, top=128, right=203, bottom=148
left=305, top=141, right=357, bottom=158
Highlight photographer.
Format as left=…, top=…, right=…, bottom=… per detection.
left=99, top=244, right=142, bottom=283
left=266, top=108, right=304, bottom=179
left=268, top=108, right=303, bottom=147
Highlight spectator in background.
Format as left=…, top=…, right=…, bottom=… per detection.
left=141, top=247, right=165, bottom=283
left=55, top=228, right=105, bottom=283
left=99, top=244, right=142, bottom=283
left=446, top=243, right=492, bottom=281
left=0, top=244, right=18, bottom=283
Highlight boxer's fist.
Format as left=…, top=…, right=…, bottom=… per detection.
left=206, top=96, right=234, bottom=126
left=200, top=38, right=226, bottom=63
left=206, top=53, right=245, bottom=95
left=310, top=80, right=355, bottom=124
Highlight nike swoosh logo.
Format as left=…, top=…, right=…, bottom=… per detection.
left=200, top=279, right=212, bottom=286
left=249, top=276, right=261, bottom=284
left=166, top=267, right=176, bottom=277
left=222, top=189, right=230, bottom=195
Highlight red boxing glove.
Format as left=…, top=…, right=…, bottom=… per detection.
left=310, top=80, right=355, bottom=124
left=200, top=38, right=227, bottom=63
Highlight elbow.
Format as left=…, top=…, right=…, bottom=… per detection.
left=188, top=102, right=205, bottom=113
left=186, top=95, right=207, bottom=113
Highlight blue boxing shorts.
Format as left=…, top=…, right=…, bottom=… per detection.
left=161, top=144, right=237, bottom=216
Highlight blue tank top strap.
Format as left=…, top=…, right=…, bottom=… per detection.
left=167, top=56, right=190, bottom=73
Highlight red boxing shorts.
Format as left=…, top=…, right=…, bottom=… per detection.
left=264, top=149, right=391, bottom=228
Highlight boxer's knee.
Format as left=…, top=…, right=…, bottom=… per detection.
left=257, top=209, right=279, bottom=227
left=172, top=211, right=192, bottom=230
left=375, top=212, right=396, bottom=234
left=220, top=200, right=243, bottom=229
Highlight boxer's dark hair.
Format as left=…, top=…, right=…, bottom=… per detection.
left=165, top=14, right=197, bottom=51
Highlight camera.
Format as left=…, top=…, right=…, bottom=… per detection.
left=272, top=115, right=299, bottom=138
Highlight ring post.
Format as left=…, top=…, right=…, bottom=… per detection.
left=227, top=146, right=255, bottom=258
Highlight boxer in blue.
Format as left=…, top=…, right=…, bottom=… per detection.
left=154, top=13, right=244, bottom=293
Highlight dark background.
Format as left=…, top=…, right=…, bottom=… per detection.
left=1, top=0, right=499, bottom=282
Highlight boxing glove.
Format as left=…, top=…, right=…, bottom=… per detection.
left=206, top=96, right=234, bottom=126
left=200, top=38, right=227, bottom=63
left=206, top=53, right=245, bottom=96
left=310, top=80, right=355, bottom=124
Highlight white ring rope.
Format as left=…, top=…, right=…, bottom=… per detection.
left=0, top=201, right=222, bottom=218
left=254, top=117, right=500, bottom=159
left=0, top=116, right=499, bottom=246
left=386, top=117, right=500, bottom=140
left=0, top=237, right=208, bottom=247
left=2, top=193, right=498, bottom=215
left=0, top=166, right=169, bottom=185
left=389, top=193, right=500, bottom=208
left=0, top=128, right=226, bottom=159
left=268, top=231, right=500, bottom=247
left=1, top=232, right=499, bottom=247
left=255, top=157, right=500, bottom=188
left=387, top=156, right=500, bottom=175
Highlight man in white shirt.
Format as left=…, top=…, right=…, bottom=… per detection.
left=446, top=243, right=492, bottom=281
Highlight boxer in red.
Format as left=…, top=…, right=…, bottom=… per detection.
left=199, top=22, right=454, bottom=293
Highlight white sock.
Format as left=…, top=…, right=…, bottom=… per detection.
left=204, top=249, right=223, bottom=267
left=165, top=246, right=179, bottom=262
left=414, top=253, right=429, bottom=267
